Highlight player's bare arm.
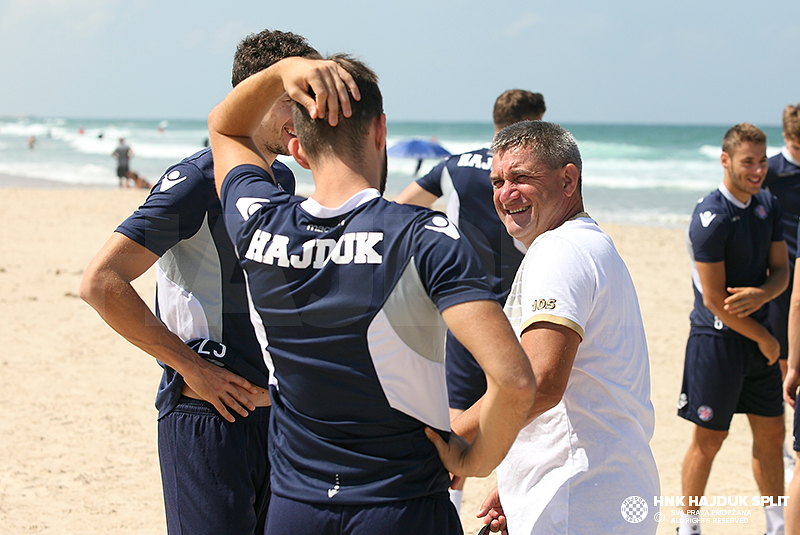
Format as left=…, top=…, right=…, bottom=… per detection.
left=696, top=260, right=781, bottom=364
left=79, top=232, right=259, bottom=422
left=425, top=299, right=535, bottom=478
left=394, top=182, right=439, bottom=207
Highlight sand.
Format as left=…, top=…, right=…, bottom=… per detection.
left=0, top=184, right=791, bottom=534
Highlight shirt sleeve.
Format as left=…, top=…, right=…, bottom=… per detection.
left=688, top=205, right=729, bottom=264
left=770, top=195, right=784, bottom=242
left=517, top=236, right=595, bottom=340
left=114, top=160, right=211, bottom=257
left=220, top=164, right=293, bottom=253
left=414, top=160, right=446, bottom=197
left=411, top=211, right=495, bottom=311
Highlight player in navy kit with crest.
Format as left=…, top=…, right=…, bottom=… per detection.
left=677, top=124, right=789, bottom=535
left=208, top=55, right=536, bottom=535
left=80, top=30, right=320, bottom=535
left=763, top=103, right=800, bottom=377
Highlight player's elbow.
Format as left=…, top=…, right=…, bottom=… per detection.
left=78, top=264, right=110, bottom=311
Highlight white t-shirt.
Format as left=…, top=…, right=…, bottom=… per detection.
left=498, top=215, right=659, bottom=534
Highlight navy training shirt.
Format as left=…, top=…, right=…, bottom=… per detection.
left=115, top=147, right=295, bottom=417
left=221, top=164, right=495, bottom=505
left=764, top=150, right=800, bottom=262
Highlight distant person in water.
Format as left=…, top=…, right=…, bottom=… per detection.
left=112, top=138, right=133, bottom=188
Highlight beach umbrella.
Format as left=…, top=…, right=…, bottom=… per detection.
left=387, top=138, right=451, bottom=159
left=388, top=138, right=451, bottom=176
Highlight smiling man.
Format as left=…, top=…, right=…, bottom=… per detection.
left=453, top=120, right=659, bottom=534
left=677, top=123, right=788, bottom=535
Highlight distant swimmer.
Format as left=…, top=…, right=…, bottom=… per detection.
left=111, top=138, right=133, bottom=188
left=28, top=135, right=36, bottom=149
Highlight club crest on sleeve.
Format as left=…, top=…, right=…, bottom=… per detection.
left=423, top=216, right=459, bottom=240
left=236, top=197, right=271, bottom=221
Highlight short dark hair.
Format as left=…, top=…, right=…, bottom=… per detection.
left=231, top=29, right=320, bottom=87
left=493, top=90, right=546, bottom=130
left=783, top=103, right=800, bottom=142
left=291, top=54, right=383, bottom=163
left=492, top=120, right=583, bottom=192
left=721, top=123, right=767, bottom=157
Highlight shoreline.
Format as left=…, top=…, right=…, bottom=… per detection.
left=0, top=186, right=787, bottom=535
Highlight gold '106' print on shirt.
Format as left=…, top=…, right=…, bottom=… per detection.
left=532, top=299, right=556, bottom=312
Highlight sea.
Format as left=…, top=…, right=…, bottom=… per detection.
left=0, top=116, right=784, bottom=228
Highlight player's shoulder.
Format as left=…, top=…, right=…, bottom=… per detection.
left=151, top=147, right=214, bottom=193
left=448, top=146, right=492, bottom=171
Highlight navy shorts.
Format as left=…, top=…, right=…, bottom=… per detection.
left=678, top=333, right=783, bottom=431
left=158, top=397, right=271, bottom=535
left=445, top=330, right=486, bottom=411
left=265, top=492, right=463, bottom=535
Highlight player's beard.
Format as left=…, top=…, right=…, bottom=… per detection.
left=262, top=140, right=290, bottom=158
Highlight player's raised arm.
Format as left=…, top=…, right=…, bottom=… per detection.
left=208, top=57, right=360, bottom=195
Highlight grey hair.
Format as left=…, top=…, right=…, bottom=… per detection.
left=491, top=121, right=583, bottom=180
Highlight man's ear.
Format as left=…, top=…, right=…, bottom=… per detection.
left=374, top=113, right=387, bottom=151
left=720, top=151, right=731, bottom=171
left=288, top=137, right=311, bottom=170
left=563, top=163, right=580, bottom=197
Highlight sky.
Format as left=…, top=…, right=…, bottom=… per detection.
left=1, top=0, right=798, bottom=126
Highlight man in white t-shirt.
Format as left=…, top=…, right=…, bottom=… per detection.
left=452, top=120, right=659, bottom=534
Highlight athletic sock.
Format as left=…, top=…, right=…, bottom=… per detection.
left=677, top=512, right=701, bottom=535
left=449, top=488, right=463, bottom=515
left=765, top=504, right=784, bottom=535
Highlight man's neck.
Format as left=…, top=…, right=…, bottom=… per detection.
left=310, top=162, right=380, bottom=208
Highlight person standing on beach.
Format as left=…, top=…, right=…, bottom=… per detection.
left=784, top=232, right=800, bottom=535
left=395, top=88, right=544, bottom=513
left=112, top=138, right=133, bottom=187
left=80, top=30, right=320, bottom=535
left=208, top=54, right=536, bottom=535
left=677, top=123, right=788, bottom=535
left=763, top=103, right=800, bottom=482
left=452, top=120, right=659, bottom=534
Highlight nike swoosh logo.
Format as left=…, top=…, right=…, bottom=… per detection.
left=159, top=170, right=188, bottom=192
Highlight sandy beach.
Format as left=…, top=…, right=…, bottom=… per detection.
left=0, top=182, right=791, bottom=534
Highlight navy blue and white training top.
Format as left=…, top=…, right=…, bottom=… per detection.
left=416, top=147, right=525, bottom=303
left=686, top=183, right=783, bottom=336
left=115, top=147, right=295, bottom=418
left=221, top=164, right=495, bottom=505
left=764, top=149, right=800, bottom=261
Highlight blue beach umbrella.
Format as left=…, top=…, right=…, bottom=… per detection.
left=387, top=138, right=451, bottom=176
left=387, top=138, right=451, bottom=159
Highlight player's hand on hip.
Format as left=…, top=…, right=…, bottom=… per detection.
left=183, top=361, right=258, bottom=423
left=424, top=427, right=475, bottom=477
